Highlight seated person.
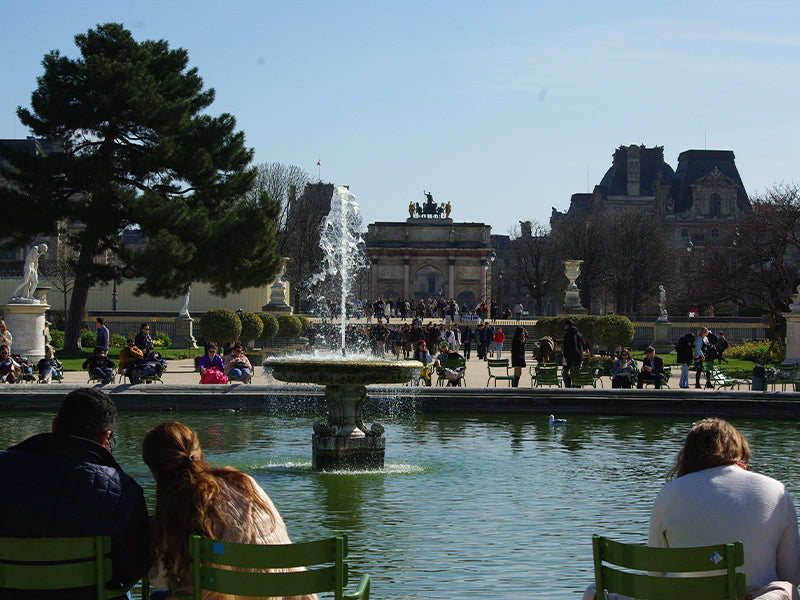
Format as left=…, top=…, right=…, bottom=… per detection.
left=0, top=344, right=20, bottom=383
left=434, top=341, right=465, bottom=386
left=636, top=346, right=664, bottom=389
left=118, top=338, right=144, bottom=380
left=611, top=348, right=637, bottom=389
left=13, top=353, right=35, bottom=382
left=128, top=350, right=167, bottom=385
left=198, top=342, right=226, bottom=384
left=142, top=421, right=317, bottom=600
left=82, top=346, right=116, bottom=385
left=224, top=341, right=252, bottom=383
left=412, top=340, right=432, bottom=386
left=36, top=344, right=63, bottom=383
left=583, top=418, right=800, bottom=600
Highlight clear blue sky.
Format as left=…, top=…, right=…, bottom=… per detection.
left=2, top=0, right=798, bottom=235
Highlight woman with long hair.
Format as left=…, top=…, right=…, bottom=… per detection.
left=143, top=421, right=315, bottom=600
left=510, top=327, right=526, bottom=387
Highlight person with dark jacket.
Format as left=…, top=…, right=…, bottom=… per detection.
left=462, top=325, right=474, bottom=359
left=562, top=320, right=584, bottom=388
left=510, top=327, right=527, bottom=387
left=636, top=346, right=665, bottom=389
left=134, top=323, right=154, bottom=354
left=675, top=332, right=695, bottom=389
left=0, top=388, right=151, bottom=599
left=82, top=347, right=116, bottom=384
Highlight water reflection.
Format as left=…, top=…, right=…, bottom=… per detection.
left=3, top=411, right=800, bottom=599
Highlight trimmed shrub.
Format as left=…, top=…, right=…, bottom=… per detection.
left=277, top=315, right=302, bottom=339
left=81, top=328, right=97, bottom=349
left=536, top=314, right=634, bottom=351
left=258, top=313, right=279, bottom=339
left=595, top=315, right=634, bottom=350
left=49, top=329, right=65, bottom=350
left=295, top=314, right=310, bottom=334
left=153, top=330, right=172, bottom=349
left=726, top=339, right=785, bottom=364
left=199, top=309, right=242, bottom=345
left=576, top=315, right=600, bottom=346
left=238, top=311, right=263, bottom=344
left=110, top=333, right=127, bottom=348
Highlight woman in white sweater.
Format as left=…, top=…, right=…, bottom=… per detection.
left=584, top=418, right=800, bottom=600
left=648, top=418, right=800, bottom=600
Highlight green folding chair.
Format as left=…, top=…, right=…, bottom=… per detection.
left=592, top=534, right=745, bottom=600
left=531, top=365, right=561, bottom=387
left=175, top=534, right=370, bottom=600
left=0, top=535, right=145, bottom=599
left=486, top=359, right=515, bottom=386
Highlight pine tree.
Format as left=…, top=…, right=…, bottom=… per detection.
left=0, top=24, right=281, bottom=350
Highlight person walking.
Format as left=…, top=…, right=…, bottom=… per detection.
left=462, top=325, right=473, bottom=359
left=676, top=331, right=695, bottom=389
left=562, top=319, right=584, bottom=388
left=493, top=327, right=506, bottom=359
left=95, top=317, right=109, bottom=352
left=510, top=327, right=527, bottom=387
left=694, top=327, right=711, bottom=389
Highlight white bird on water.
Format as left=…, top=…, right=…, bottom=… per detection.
left=549, top=414, right=567, bottom=426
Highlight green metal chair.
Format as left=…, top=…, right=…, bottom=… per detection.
left=570, top=367, right=597, bottom=388
left=592, top=534, right=745, bottom=600
left=436, top=357, right=467, bottom=386
left=0, top=535, right=146, bottom=599
left=175, top=534, right=370, bottom=600
left=531, top=365, right=560, bottom=387
left=486, top=359, right=515, bottom=386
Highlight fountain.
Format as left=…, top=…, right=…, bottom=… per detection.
left=264, top=186, right=421, bottom=470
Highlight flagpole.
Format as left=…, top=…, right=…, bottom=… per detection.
left=317, top=159, right=321, bottom=182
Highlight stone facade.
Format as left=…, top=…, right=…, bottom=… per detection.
left=552, top=145, right=751, bottom=250
left=365, top=218, right=493, bottom=308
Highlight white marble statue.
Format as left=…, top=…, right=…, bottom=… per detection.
left=10, top=244, right=48, bottom=300
left=659, top=284, right=668, bottom=318
left=178, top=287, right=191, bottom=318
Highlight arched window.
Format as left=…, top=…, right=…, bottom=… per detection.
left=709, top=193, right=722, bottom=217
left=680, top=228, right=689, bottom=241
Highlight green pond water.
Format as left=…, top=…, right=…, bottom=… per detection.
left=3, top=410, right=800, bottom=599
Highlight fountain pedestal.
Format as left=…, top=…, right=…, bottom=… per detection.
left=264, top=357, right=419, bottom=471
left=313, top=383, right=386, bottom=469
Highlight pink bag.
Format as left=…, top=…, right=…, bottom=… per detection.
left=200, top=368, right=227, bottom=384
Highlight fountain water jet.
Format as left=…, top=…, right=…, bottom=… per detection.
left=265, top=186, right=421, bottom=470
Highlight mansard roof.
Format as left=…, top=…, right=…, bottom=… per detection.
left=667, top=149, right=750, bottom=213
left=594, top=145, right=675, bottom=201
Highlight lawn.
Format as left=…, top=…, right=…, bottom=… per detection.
left=55, top=346, right=204, bottom=371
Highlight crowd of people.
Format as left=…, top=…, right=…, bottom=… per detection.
left=315, top=296, right=526, bottom=324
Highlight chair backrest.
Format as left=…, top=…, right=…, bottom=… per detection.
left=0, top=535, right=126, bottom=599
left=535, top=366, right=559, bottom=385
left=487, top=359, right=509, bottom=370
left=442, top=357, right=466, bottom=370
left=592, top=535, right=745, bottom=600
left=571, top=368, right=595, bottom=386
left=185, top=534, right=366, bottom=600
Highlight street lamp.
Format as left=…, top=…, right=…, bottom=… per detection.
left=498, top=268, right=504, bottom=313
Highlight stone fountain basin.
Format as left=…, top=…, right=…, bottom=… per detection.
left=264, top=357, right=422, bottom=386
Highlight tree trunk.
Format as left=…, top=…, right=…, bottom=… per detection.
left=63, top=251, right=97, bottom=351
left=63, top=280, right=90, bottom=351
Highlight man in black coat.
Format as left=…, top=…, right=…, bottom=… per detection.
left=636, top=346, right=665, bottom=389
left=0, top=388, right=151, bottom=599
left=562, top=320, right=584, bottom=387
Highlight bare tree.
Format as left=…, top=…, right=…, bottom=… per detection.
left=696, top=182, right=800, bottom=341
left=247, top=162, right=311, bottom=253
left=509, top=220, right=560, bottom=315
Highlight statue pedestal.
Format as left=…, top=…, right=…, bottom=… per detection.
left=2, top=301, right=49, bottom=362
left=652, top=319, right=674, bottom=354
left=172, top=316, right=197, bottom=349
left=785, top=312, right=800, bottom=364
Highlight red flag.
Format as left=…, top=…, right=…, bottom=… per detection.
left=317, top=160, right=321, bottom=166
